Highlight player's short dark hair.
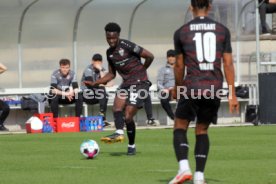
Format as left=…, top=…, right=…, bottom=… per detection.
left=191, top=0, right=210, bottom=9
left=105, top=22, right=121, bottom=33
left=92, top=53, right=102, bottom=61
left=167, top=49, right=176, bottom=57
left=59, top=59, right=70, bottom=66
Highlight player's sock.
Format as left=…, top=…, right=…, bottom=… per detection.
left=194, top=134, right=209, bottom=172
left=126, top=120, right=136, bottom=145
left=173, top=129, right=189, bottom=162
left=179, top=159, right=191, bottom=172
left=194, top=171, right=204, bottom=181
left=115, top=129, right=124, bottom=135
left=114, top=111, right=124, bottom=133
left=128, top=144, right=135, bottom=148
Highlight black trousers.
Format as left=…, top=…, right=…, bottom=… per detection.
left=259, top=2, right=276, bottom=32
left=49, top=92, right=82, bottom=118
left=0, top=100, right=10, bottom=126
left=160, top=92, right=174, bottom=120
left=144, top=94, right=154, bottom=120
left=79, top=87, right=108, bottom=115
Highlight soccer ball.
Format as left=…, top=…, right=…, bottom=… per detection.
left=80, top=140, right=100, bottom=159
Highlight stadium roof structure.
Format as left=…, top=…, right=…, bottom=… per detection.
left=0, top=0, right=262, bottom=88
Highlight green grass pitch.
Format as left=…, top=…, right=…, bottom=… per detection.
left=0, top=125, right=276, bottom=184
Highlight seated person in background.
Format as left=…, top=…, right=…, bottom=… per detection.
left=259, top=0, right=276, bottom=34
left=49, top=59, right=82, bottom=118
left=0, top=63, right=10, bottom=131
left=157, top=49, right=176, bottom=120
left=81, top=53, right=111, bottom=127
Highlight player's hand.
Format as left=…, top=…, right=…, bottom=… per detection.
left=83, top=81, right=95, bottom=87
left=162, top=88, right=170, bottom=94
left=228, top=95, right=239, bottom=114
left=65, top=92, right=74, bottom=102
left=93, top=63, right=102, bottom=71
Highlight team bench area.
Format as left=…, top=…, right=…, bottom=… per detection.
left=0, top=82, right=257, bottom=131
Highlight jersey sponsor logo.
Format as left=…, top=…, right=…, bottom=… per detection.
left=115, top=58, right=128, bottom=66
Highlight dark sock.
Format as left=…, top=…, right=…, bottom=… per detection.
left=113, top=111, right=124, bottom=130
left=173, top=129, right=189, bottom=161
left=195, top=134, right=209, bottom=172
left=126, top=121, right=136, bottom=145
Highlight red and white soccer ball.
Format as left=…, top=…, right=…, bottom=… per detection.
left=80, top=140, right=100, bottom=159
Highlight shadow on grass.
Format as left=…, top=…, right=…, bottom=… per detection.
left=158, top=179, right=193, bottom=183
left=205, top=178, right=223, bottom=183
left=109, top=152, right=140, bottom=156
left=159, top=178, right=222, bottom=183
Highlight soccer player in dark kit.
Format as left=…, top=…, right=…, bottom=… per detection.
left=86, top=22, right=154, bottom=155
left=169, top=0, right=239, bottom=183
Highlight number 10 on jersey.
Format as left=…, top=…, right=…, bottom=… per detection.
left=193, top=32, right=216, bottom=70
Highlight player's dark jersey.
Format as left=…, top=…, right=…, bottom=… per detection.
left=174, top=16, right=232, bottom=96
left=106, top=39, right=148, bottom=88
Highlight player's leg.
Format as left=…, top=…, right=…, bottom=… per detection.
left=193, top=99, right=220, bottom=184
left=124, top=105, right=138, bottom=155
left=74, top=92, right=83, bottom=117
left=169, top=98, right=195, bottom=184
left=160, top=92, right=174, bottom=120
left=0, top=100, right=10, bottom=131
left=144, top=94, right=157, bottom=126
left=50, top=95, right=60, bottom=118
left=193, top=123, right=209, bottom=184
left=100, top=92, right=126, bottom=143
left=98, top=87, right=110, bottom=127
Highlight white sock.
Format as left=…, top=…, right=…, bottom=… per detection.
left=115, top=129, right=124, bottom=135
left=179, top=160, right=191, bottom=172
left=194, top=171, right=204, bottom=181
left=128, top=144, right=135, bottom=148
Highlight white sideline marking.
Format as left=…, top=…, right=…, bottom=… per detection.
left=56, top=166, right=97, bottom=169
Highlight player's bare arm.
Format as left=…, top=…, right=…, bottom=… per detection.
left=223, top=53, right=239, bottom=113
left=269, top=0, right=276, bottom=4
left=141, top=48, right=154, bottom=69
left=173, top=53, right=185, bottom=99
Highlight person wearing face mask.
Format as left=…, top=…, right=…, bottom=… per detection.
left=157, top=49, right=176, bottom=121
left=81, top=53, right=111, bottom=127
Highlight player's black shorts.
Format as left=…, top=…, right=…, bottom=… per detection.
left=117, top=81, right=150, bottom=108
left=175, top=97, right=221, bottom=124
